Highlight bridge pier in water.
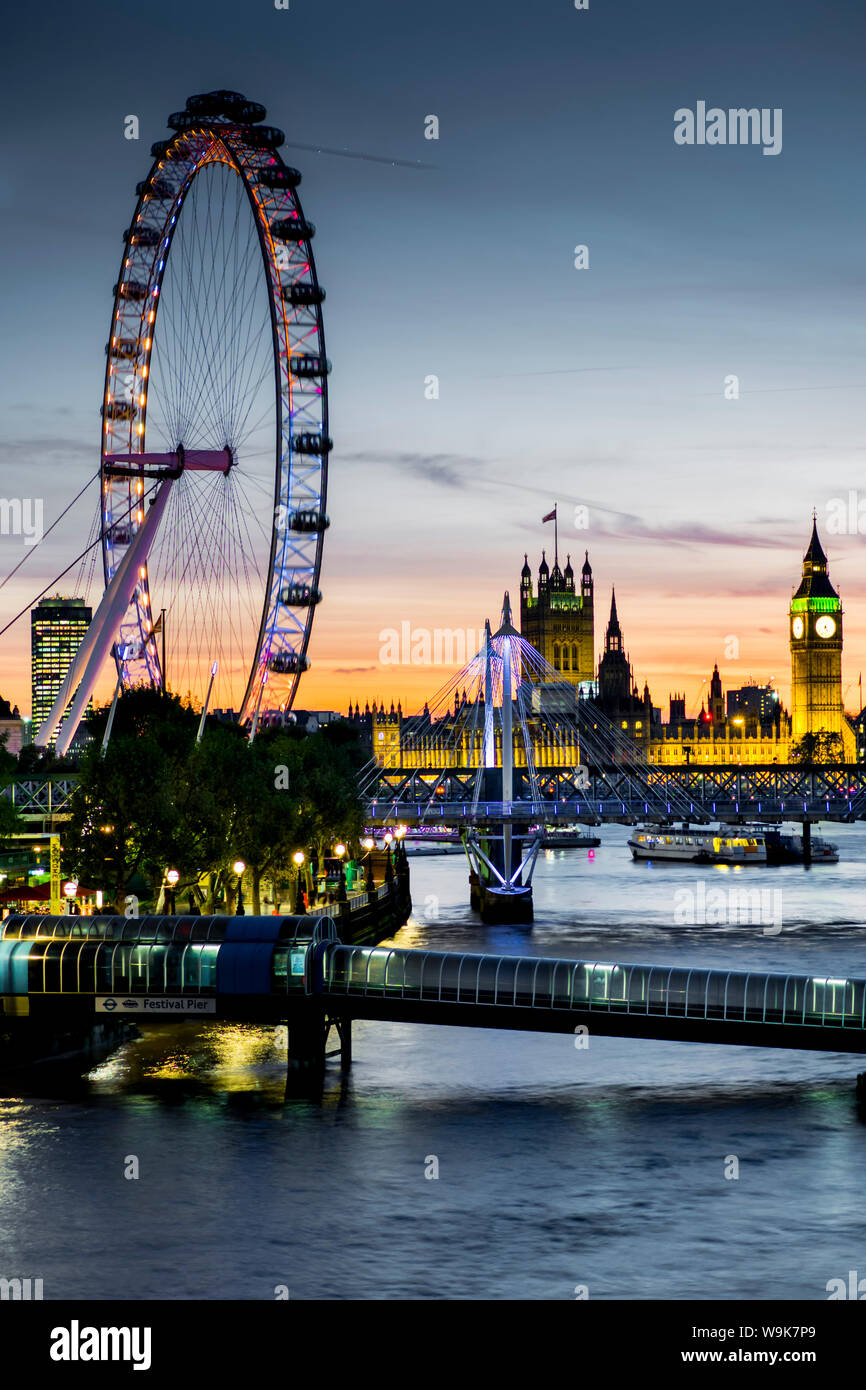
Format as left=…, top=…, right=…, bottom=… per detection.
left=285, top=1002, right=352, bottom=1089
left=465, top=817, right=536, bottom=923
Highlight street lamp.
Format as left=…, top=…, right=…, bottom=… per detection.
left=165, top=867, right=179, bottom=914
left=63, top=880, right=78, bottom=915
left=362, top=838, right=374, bottom=851
left=233, top=859, right=246, bottom=916
left=334, top=843, right=346, bottom=858
left=292, top=850, right=306, bottom=914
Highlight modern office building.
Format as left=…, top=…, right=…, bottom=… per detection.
left=31, top=597, right=92, bottom=745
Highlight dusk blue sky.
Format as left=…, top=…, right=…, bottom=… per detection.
left=2, top=0, right=865, bottom=716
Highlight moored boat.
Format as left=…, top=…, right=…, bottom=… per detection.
left=764, top=828, right=839, bottom=865
left=627, top=823, right=767, bottom=864
left=540, top=828, right=601, bottom=849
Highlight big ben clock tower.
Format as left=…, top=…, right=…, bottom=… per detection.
left=789, top=518, right=845, bottom=742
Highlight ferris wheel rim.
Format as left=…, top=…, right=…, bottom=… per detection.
left=99, top=93, right=330, bottom=723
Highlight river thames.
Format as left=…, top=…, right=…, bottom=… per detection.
left=3, top=823, right=866, bottom=1301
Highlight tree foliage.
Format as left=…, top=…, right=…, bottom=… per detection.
left=0, top=731, right=23, bottom=843
left=790, top=730, right=844, bottom=766
left=62, top=689, right=365, bottom=912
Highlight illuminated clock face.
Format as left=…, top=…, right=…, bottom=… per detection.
left=792, top=616, right=804, bottom=639
left=815, top=615, right=837, bottom=639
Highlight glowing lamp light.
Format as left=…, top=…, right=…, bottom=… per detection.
left=334, top=843, right=346, bottom=858
left=362, top=838, right=374, bottom=851
left=166, top=868, right=180, bottom=886
left=395, top=825, right=407, bottom=839
left=233, top=860, right=246, bottom=877
left=292, top=851, right=305, bottom=867
left=384, top=833, right=393, bottom=846
left=63, top=880, right=78, bottom=899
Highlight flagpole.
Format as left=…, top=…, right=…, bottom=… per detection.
left=161, top=608, right=166, bottom=696
left=554, top=503, right=558, bottom=569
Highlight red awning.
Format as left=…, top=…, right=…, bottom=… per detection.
left=0, top=885, right=99, bottom=903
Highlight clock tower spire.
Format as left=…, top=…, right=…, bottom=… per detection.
left=789, top=517, right=845, bottom=743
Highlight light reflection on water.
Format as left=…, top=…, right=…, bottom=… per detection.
left=2, top=824, right=866, bottom=1300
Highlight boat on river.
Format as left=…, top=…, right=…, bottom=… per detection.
left=628, top=822, right=840, bottom=866
left=627, top=824, right=766, bottom=864
left=764, top=828, right=839, bottom=865
left=540, top=827, right=601, bottom=849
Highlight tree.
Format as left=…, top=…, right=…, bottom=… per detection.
left=295, top=723, right=366, bottom=863
left=225, top=733, right=314, bottom=913
left=64, top=699, right=367, bottom=915
left=790, top=730, right=844, bottom=766
left=0, top=732, right=23, bottom=843
left=65, top=688, right=198, bottom=910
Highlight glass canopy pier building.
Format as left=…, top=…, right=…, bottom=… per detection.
left=2, top=916, right=866, bottom=1067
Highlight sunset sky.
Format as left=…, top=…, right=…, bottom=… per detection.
left=2, top=0, right=865, bottom=723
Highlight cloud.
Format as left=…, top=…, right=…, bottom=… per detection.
left=504, top=484, right=796, bottom=551
left=340, top=450, right=485, bottom=490
left=598, top=518, right=794, bottom=550
left=0, top=437, right=95, bottom=467
left=333, top=665, right=377, bottom=674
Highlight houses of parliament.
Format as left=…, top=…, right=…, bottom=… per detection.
left=358, top=520, right=857, bottom=768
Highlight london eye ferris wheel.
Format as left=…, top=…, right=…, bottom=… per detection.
left=99, top=88, right=329, bottom=728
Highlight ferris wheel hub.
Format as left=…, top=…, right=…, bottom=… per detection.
left=104, top=447, right=235, bottom=478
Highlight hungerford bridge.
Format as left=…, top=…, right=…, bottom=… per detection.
left=6, top=764, right=866, bottom=833
left=364, top=763, right=866, bottom=828
left=3, top=915, right=866, bottom=1089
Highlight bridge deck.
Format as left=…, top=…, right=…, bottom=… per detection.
left=364, top=763, right=866, bottom=824
left=1, top=914, right=864, bottom=1055
left=317, top=946, right=866, bottom=1052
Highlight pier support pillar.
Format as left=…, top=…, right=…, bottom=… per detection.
left=286, top=1005, right=327, bottom=1076
left=802, top=819, right=812, bottom=864
left=284, top=1005, right=352, bottom=1095
left=333, top=1016, right=352, bottom=1071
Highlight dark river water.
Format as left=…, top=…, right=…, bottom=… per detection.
left=3, top=822, right=866, bottom=1301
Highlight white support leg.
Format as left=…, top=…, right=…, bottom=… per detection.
left=42, top=480, right=174, bottom=756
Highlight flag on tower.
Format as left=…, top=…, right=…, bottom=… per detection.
left=542, top=505, right=559, bottom=564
